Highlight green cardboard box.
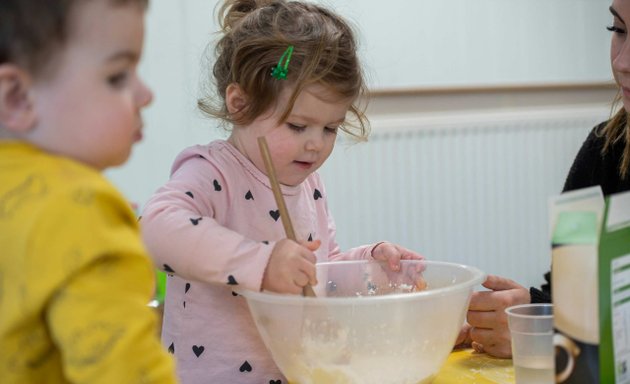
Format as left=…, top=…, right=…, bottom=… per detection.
left=550, top=187, right=630, bottom=383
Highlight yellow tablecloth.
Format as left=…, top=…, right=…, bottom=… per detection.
left=434, top=349, right=514, bottom=384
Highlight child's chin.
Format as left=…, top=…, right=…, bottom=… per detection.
left=107, top=152, right=133, bottom=169
left=282, top=177, right=306, bottom=187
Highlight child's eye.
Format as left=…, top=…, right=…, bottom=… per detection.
left=607, top=25, right=626, bottom=34
left=325, top=126, right=338, bottom=134
left=287, top=123, right=306, bottom=132
left=107, top=71, right=130, bottom=88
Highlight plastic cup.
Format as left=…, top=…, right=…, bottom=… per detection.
left=505, top=303, right=554, bottom=384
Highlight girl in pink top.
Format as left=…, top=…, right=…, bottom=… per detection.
left=141, top=0, right=423, bottom=382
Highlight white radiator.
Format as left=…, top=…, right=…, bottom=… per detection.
left=319, top=106, right=610, bottom=288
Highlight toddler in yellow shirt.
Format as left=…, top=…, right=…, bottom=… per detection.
left=0, top=0, right=177, bottom=383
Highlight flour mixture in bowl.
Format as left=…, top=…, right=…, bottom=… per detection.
left=238, top=260, right=485, bottom=384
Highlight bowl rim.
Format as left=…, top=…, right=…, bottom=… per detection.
left=236, top=260, right=485, bottom=305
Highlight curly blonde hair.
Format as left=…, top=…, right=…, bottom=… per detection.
left=198, top=0, right=369, bottom=140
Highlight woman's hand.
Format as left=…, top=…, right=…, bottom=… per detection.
left=464, top=274, right=531, bottom=358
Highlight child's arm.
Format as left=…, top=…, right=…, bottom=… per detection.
left=142, top=190, right=273, bottom=291
left=47, top=254, right=177, bottom=383
left=141, top=151, right=274, bottom=291
left=38, top=183, right=176, bottom=383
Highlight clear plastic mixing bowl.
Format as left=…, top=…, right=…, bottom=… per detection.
left=238, top=259, right=485, bottom=384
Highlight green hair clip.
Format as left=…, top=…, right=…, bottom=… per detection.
left=271, top=45, right=294, bottom=80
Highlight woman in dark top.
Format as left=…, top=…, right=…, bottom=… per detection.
left=530, top=118, right=630, bottom=304
left=456, top=118, right=630, bottom=358
left=457, top=1, right=630, bottom=357
left=563, top=119, right=630, bottom=196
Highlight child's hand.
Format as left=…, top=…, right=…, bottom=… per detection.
left=370, top=241, right=424, bottom=271
left=262, top=239, right=320, bottom=294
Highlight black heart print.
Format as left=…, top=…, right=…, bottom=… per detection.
left=190, top=217, right=202, bottom=225
left=269, top=210, right=280, bottom=221
left=245, top=190, right=254, bottom=200
left=262, top=240, right=269, bottom=245
left=213, top=179, right=222, bottom=191
left=163, top=264, right=175, bottom=273
left=232, top=291, right=238, bottom=296
left=192, top=345, right=204, bottom=357
left=239, top=361, right=252, bottom=372
left=227, top=275, right=238, bottom=285
left=269, top=380, right=282, bottom=384
left=308, top=233, right=313, bottom=242
left=185, top=283, right=191, bottom=293
left=168, top=342, right=175, bottom=354
left=183, top=301, right=186, bottom=308
left=313, top=189, right=322, bottom=200
left=185, top=191, right=194, bottom=199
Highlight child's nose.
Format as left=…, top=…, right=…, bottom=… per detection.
left=305, top=132, right=324, bottom=151
left=135, top=77, right=154, bottom=108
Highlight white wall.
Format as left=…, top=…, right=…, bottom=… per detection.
left=108, top=0, right=613, bottom=205
left=323, top=0, right=612, bottom=89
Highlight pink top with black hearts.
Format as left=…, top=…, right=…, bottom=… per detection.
left=141, top=140, right=374, bottom=383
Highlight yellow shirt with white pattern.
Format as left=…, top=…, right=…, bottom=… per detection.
left=0, top=141, right=176, bottom=384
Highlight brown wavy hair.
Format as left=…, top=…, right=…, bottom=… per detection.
left=601, top=93, right=630, bottom=179
left=199, top=0, right=369, bottom=140
left=0, top=0, right=148, bottom=77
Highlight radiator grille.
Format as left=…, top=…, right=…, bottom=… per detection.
left=320, top=107, right=609, bottom=288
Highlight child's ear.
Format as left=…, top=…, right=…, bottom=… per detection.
left=225, top=83, right=248, bottom=116
left=0, top=64, right=36, bottom=133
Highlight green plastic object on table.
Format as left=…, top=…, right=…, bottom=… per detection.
left=155, top=270, right=166, bottom=304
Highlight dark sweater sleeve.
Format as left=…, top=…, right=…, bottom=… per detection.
left=530, top=272, right=551, bottom=303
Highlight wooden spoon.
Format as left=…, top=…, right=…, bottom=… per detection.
left=257, top=136, right=317, bottom=297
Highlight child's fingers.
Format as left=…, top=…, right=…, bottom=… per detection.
left=308, top=273, right=318, bottom=286
left=300, top=239, right=321, bottom=252
left=292, top=272, right=311, bottom=289
left=264, top=239, right=318, bottom=293
left=300, top=262, right=317, bottom=286
left=372, top=242, right=402, bottom=271
left=400, top=247, right=425, bottom=260
left=374, top=243, right=424, bottom=271
left=294, top=250, right=317, bottom=285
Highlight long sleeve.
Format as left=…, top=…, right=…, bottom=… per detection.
left=529, top=272, right=551, bottom=304
left=42, top=184, right=177, bottom=384
left=0, top=142, right=177, bottom=384
left=141, top=151, right=274, bottom=292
